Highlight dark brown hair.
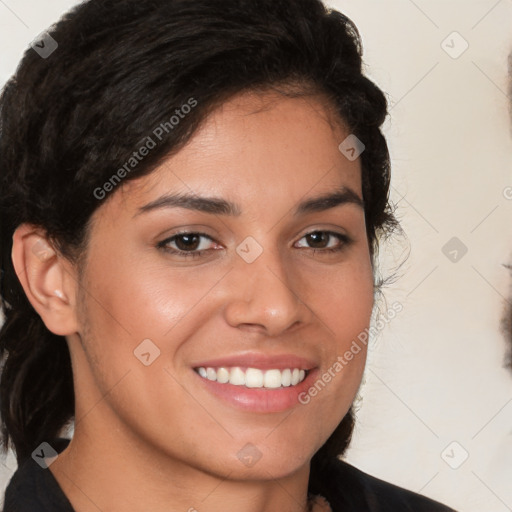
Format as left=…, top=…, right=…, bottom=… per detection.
left=0, top=0, right=397, bottom=486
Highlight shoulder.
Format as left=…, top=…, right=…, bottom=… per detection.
left=311, top=457, right=458, bottom=512
left=2, top=438, right=73, bottom=512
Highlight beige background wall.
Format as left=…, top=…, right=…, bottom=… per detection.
left=1, top=1, right=512, bottom=511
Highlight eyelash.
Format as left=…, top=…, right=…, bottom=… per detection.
left=157, top=230, right=352, bottom=259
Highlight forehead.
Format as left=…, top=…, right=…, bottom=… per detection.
left=103, top=91, right=362, bottom=220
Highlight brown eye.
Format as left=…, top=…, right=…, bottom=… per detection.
left=295, top=231, right=350, bottom=252
left=305, top=232, right=330, bottom=249
left=158, top=232, right=219, bottom=258
left=173, top=234, right=201, bottom=251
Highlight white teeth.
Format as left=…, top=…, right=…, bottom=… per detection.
left=216, top=367, right=230, bottom=384
left=245, top=368, right=264, bottom=388
left=229, top=367, right=245, bottom=386
left=281, top=368, right=292, bottom=387
left=196, top=366, right=308, bottom=388
left=263, top=369, right=282, bottom=389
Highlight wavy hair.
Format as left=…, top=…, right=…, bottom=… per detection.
left=0, top=0, right=397, bottom=485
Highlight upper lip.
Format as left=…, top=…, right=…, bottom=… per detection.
left=191, top=352, right=317, bottom=371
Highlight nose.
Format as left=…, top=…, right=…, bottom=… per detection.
left=223, top=244, right=312, bottom=337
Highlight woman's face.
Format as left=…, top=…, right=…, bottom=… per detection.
left=70, top=91, right=374, bottom=479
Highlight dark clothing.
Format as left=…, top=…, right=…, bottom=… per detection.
left=3, top=439, right=74, bottom=512
left=3, top=438, right=457, bottom=511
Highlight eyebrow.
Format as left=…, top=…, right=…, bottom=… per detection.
left=135, top=186, right=364, bottom=218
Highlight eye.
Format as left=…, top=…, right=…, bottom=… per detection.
left=157, top=229, right=351, bottom=260
left=158, top=232, right=220, bottom=258
left=294, top=231, right=351, bottom=253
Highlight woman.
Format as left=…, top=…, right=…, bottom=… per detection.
left=0, top=0, right=457, bottom=510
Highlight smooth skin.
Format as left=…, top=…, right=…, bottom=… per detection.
left=12, top=90, right=375, bottom=512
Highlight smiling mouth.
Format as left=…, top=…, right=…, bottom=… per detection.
left=194, top=366, right=309, bottom=389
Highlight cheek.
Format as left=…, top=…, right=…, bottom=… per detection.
left=83, top=252, right=220, bottom=340
left=303, top=250, right=375, bottom=347
left=76, top=251, right=235, bottom=406
left=296, top=250, right=374, bottom=410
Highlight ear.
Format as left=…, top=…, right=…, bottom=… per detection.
left=11, top=224, right=80, bottom=336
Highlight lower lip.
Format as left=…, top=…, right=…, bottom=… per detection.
left=193, top=369, right=318, bottom=413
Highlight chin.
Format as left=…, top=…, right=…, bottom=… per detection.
left=222, top=443, right=314, bottom=481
